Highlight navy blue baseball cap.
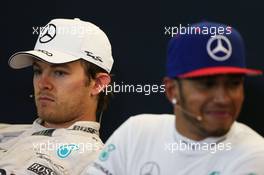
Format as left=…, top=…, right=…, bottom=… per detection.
left=166, top=21, right=262, bottom=78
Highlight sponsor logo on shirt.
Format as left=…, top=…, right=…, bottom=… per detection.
left=57, top=144, right=79, bottom=158
left=32, top=129, right=56, bottom=137
left=27, top=163, right=57, bottom=175
left=36, top=153, right=65, bottom=173
left=93, top=162, right=113, bottom=175
left=70, top=125, right=98, bottom=135
left=140, top=161, right=160, bottom=175
left=99, top=144, right=116, bottom=161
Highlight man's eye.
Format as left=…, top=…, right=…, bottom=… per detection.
left=197, top=79, right=216, bottom=88
left=229, top=79, right=243, bottom=87
left=54, top=70, right=67, bottom=77
left=204, top=80, right=215, bottom=87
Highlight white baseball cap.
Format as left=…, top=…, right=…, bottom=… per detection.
left=9, top=18, right=114, bottom=73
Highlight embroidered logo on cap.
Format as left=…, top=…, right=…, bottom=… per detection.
left=206, top=35, right=232, bottom=61
left=39, top=24, right=57, bottom=43
left=84, top=51, right=103, bottom=63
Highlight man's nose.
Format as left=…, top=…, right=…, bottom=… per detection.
left=37, top=74, right=53, bottom=90
left=213, top=85, right=231, bottom=104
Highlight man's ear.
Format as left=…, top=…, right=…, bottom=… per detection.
left=91, top=73, right=111, bottom=96
left=163, top=77, right=180, bottom=102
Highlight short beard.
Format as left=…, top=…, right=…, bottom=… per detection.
left=177, top=80, right=230, bottom=138
left=36, top=103, right=83, bottom=125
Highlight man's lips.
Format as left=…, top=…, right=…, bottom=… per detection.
left=204, top=110, right=232, bottom=118
left=38, top=96, right=55, bottom=102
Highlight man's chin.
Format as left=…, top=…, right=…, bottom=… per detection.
left=203, top=117, right=235, bottom=137
left=206, top=127, right=231, bottom=137
left=38, top=112, right=58, bottom=123
left=38, top=113, right=76, bottom=125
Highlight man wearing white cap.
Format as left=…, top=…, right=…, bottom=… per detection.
left=0, top=18, right=114, bottom=175
left=84, top=22, right=264, bottom=175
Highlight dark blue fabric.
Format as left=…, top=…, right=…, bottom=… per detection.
left=166, top=21, right=246, bottom=78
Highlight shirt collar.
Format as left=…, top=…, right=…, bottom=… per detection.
left=32, top=118, right=100, bottom=136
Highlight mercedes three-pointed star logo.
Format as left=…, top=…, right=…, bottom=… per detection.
left=140, top=162, right=160, bottom=175
left=206, top=35, right=232, bottom=61
left=39, top=23, right=56, bottom=43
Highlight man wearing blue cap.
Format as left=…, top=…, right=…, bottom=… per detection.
left=84, top=22, right=264, bottom=175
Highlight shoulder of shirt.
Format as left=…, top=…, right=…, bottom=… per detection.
left=230, top=121, right=264, bottom=151
left=0, top=123, right=32, bottom=142
left=121, top=113, right=175, bottom=132
left=129, top=113, right=174, bottom=121
left=108, top=114, right=175, bottom=146
left=0, top=123, right=31, bottom=132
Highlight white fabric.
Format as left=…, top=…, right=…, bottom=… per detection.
left=9, top=18, right=113, bottom=73
left=84, top=114, right=264, bottom=175
left=0, top=118, right=104, bottom=175
left=0, top=123, right=31, bottom=143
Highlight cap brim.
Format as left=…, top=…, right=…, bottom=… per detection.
left=178, top=67, right=263, bottom=78
left=9, top=50, right=79, bottom=69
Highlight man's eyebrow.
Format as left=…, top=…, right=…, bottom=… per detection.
left=50, top=64, right=71, bottom=69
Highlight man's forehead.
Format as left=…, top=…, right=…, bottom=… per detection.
left=32, top=59, right=78, bottom=68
